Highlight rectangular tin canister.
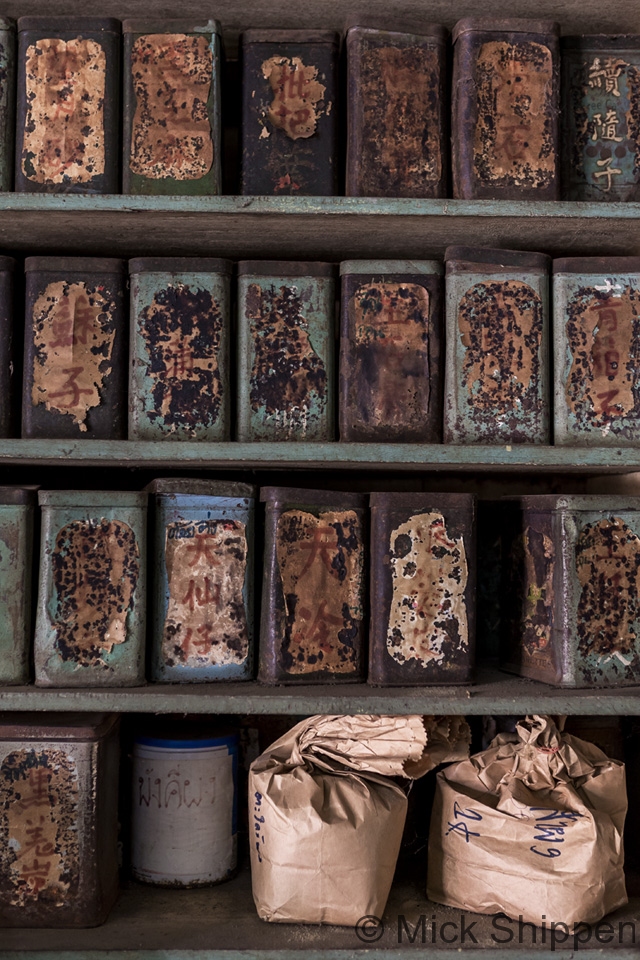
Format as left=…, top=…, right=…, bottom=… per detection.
left=34, top=491, right=147, bottom=687
left=0, top=712, right=119, bottom=927
left=443, top=246, right=551, bottom=444
left=259, top=487, right=367, bottom=684
left=562, top=36, right=640, bottom=201
left=22, top=257, right=127, bottom=440
left=0, top=488, right=35, bottom=685
left=240, top=30, right=339, bottom=196
left=346, top=24, right=448, bottom=198
left=147, top=479, right=256, bottom=683
left=15, top=17, right=120, bottom=194
left=339, top=259, right=443, bottom=442
left=554, top=257, right=640, bottom=446
left=123, top=19, right=222, bottom=195
left=237, top=261, right=336, bottom=442
left=0, top=257, right=16, bottom=437
left=0, top=19, right=15, bottom=192
left=129, top=258, right=232, bottom=441
left=368, top=493, right=476, bottom=686
left=451, top=19, right=560, bottom=200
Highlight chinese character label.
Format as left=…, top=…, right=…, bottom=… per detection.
left=261, top=55, right=327, bottom=140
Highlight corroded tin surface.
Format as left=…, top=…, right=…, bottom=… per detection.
left=0, top=20, right=15, bottom=192
left=123, top=20, right=222, bottom=196
left=129, top=258, right=232, bottom=441
left=554, top=257, right=640, bottom=445
left=0, top=488, right=35, bottom=685
left=339, top=259, right=443, bottom=442
left=369, top=492, right=476, bottom=686
left=240, top=30, right=339, bottom=196
left=346, top=25, right=448, bottom=198
left=0, top=712, right=119, bottom=927
left=452, top=19, right=560, bottom=200
left=562, top=36, right=640, bottom=201
left=237, top=262, right=336, bottom=441
left=34, top=491, right=147, bottom=687
left=259, top=487, right=366, bottom=684
left=15, top=18, right=120, bottom=194
left=22, top=257, right=127, bottom=440
left=147, top=479, right=256, bottom=682
left=0, top=257, right=15, bottom=437
left=444, top=246, right=551, bottom=444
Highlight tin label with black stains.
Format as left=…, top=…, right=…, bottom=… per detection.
left=522, top=525, right=555, bottom=663
left=260, top=56, right=328, bottom=140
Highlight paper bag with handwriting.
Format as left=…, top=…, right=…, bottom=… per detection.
left=427, top=714, right=627, bottom=926
left=250, top=714, right=470, bottom=925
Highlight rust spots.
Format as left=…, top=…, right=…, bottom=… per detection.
left=628, top=66, right=640, bottom=186
left=523, top=525, right=554, bottom=655
left=22, top=38, right=106, bottom=184
left=276, top=508, right=363, bottom=675
left=261, top=56, right=327, bottom=140
left=51, top=519, right=139, bottom=665
left=130, top=34, right=213, bottom=181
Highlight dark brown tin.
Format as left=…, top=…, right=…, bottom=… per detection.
left=0, top=257, right=16, bottom=437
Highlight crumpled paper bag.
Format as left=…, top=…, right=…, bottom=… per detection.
left=250, top=714, right=470, bottom=925
left=427, top=714, right=627, bottom=926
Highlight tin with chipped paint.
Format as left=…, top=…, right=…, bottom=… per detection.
left=15, top=17, right=120, bottom=194
left=123, top=19, right=222, bottom=196
left=258, top=486, right=367, bottom=684
left=34, top=490, right=147, bottom=688
left=240, top=30, right=339, bottom=196
left=0, top=257, right=16, bottom=437
left=0, top=488, right=35, bottom=685
left=22, top=257, right=127, bottom=440
left=452, top=19, right=560, bottom=200
left=501, top=495, right=640, bottom=688
left=339, top=259, right=443, bottom=442
left=0, top=19, right=15, bottom=192
left=129, top=258, right=232, bottom=441
left=444, top=246, right=551, bottom=445
left=147, top=479, right=256, bottom=683
left=0, top=712, right=119, bottom=927
left=237, top=261, right=336, bottom=442
left=554, top=257, right=640, bottom=446
left=368, top=492, right=476, bottom=686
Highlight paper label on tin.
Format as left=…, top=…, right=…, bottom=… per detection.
left=261, top=55, right=327, bottom=140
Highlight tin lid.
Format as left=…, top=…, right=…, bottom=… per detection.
left=0, top=713, right=120, bottom=741
left=370, top=492, right=476, bottom=510
left=129, top=257, right=232, bottom=276
left=0, top=486, right=37, bottom=506
left=346, top=22, right=447, bottom=42
left=238, top=261, right=336, bottom=279
left=18, top=17, right=121, bottom=34
left=135, top=733, right=238, bottom=749
left=562, top=35, right=640, bottom=52
left=123, top=19, right=221, bottom=35
left=514, top=494, right=640, bottom=512
left=452, top=19, right=559, bottom=42
left=146, top=478, right=257, bottom=499
left=553, top=257, right=640, bottom=275
left=38, top=490, right=148, bottom=508
left=25, top=257, right=126, bottom=275
left=0, top=18, right=15, bottom=32
left=0, top=256, right=15, bottom=272
left=261, top=486, right=367, bottom=509
left=445, top=246, right=550, bottom=272
left=341, top=259, right=442, bottom=277
left=241, top=29, right=339, bottom=46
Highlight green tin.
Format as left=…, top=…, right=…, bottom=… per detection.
left=0, top=19, right=15, bottom=192
left=0, top=488, right=35, bottom=685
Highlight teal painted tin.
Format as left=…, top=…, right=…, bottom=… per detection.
left=147, top=479, right=256, bottom=683
left=0, top=488, right=35, bottom=685
left=129, top=258, right=232, bottom=441
left=0, top=19, right=15, bottom=192
left=34, top=491, right=147, bottom=687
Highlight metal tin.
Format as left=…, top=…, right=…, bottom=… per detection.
left=346, top=25, right=448, bottom=198
left=0, top=256, right=16, bottom=437
left=443, top=246, right=551, bottom=444
left=258, top=487, right=367, bottom=684
left=240, top=30, right=339, bottom=196
left=34, top=491, right=147, bottom=687
left=451, top=19, right=561, bottom=200
left=0, top=19, right=15, bottom=191
left=554, top=257, right=640, bottom=446
left=147, top=479, right=256, bottom=683
left=339, top=259, right=443, bottom=442
left=122, top=19, right=222, bottom=196
left=22, top=257, right=127, bottom=440
left=562, top=36, right=640, bottom=201
left=0, top=712, right=119, bottom=927
left=15, top=17, right=120, bottom=194
left=129, top=258, right=232, bottom=441
left=0, top=488, right=35, bottom=685
left=501, top=494, right=640, bottom=687
left=368, top=492, right=476, bottom=686
left=237, top=262, right=336, bottom=442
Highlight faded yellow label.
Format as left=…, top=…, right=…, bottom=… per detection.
left=261, top=56, right=327, bottom=139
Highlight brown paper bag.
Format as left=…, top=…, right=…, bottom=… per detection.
left=250, top=714, right=470, bottom=925
left=427, top=715, right=627, bottom=926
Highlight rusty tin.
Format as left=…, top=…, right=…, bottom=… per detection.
left=501, top=495, right=640, bottom=687
left=0, top=712, right=119, bottom=927
left=147, top=479, right=256, bottom=683
left=237, top=262, right=336, bottom=442
left=0, top=19, right=15, bottom=191
left=0, top=257, right=16, bottom=437
left=0, top=488, right=35, bottom=685
left=443, top=246, right=551, bottom=444
left=15, top=17, right=120, bottom=194
left=562, top=36, right=640, bottom=201
left=554, top=257, right=640, bottom=446
left=123, top=19, right=222, bottom=195
left=339, top=259, right=443, bottom=442
left=258, top=487, right=367, bottom=684
left=34, top=491, right=147, bottom=688
left=240, top=30, right=339, bottom=195
left=129, top=258, right=232, bottom=441
left=369, top=493, right=476, bottom=686
left=22, top=257, right=127, bottom=440
left=346, top=24, right=448, bottom=197
left=451, top=19, right=560, bottom=200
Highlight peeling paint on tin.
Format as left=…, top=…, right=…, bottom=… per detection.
left=22, top=38, right=105, bottom=184
left=523, top=525, right=554, bottom=654
left=261, top=56, right=327, bottom=140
